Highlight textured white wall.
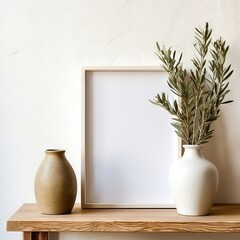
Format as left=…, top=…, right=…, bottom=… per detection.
left=1, top=0, right=240, bottom=239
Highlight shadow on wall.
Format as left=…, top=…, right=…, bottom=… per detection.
left=203, top=115, right=237, bottom=203
left=49, top=233, right=59, bottom=240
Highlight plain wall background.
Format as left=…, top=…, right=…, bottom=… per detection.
left=1, top=0, right=240, bottom=239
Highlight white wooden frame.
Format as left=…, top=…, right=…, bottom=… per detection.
left=81, top=67, right=181, bottom=208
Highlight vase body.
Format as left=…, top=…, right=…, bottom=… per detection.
left=35, top=149, right=77, bottom=214
left=169, top=145, right=219, bottom=216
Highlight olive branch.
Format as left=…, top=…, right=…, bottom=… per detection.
left=151, top=23, right=233, bottom=145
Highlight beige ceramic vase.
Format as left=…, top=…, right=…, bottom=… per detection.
left=34, top=149, right=77, bottom=214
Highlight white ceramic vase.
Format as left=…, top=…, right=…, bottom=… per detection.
left=169, top=145, right=219, bottom=216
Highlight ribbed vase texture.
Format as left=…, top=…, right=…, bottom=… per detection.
left=34, top=149, right=77, bottom=214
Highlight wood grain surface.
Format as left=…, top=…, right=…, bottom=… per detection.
left=7, top=203, right=240, bottom=233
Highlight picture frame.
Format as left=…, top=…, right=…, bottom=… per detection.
left=81, top=67, right=181, bottom=208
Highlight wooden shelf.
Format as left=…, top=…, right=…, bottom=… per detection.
left=7, top=203, right=240, bottom=233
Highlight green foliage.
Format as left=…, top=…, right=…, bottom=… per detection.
left=151, top=23, right=233, bottom=145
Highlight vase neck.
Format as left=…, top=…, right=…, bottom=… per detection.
left=45, top=149, right=66, bottom=158
left=183, top=145, right=203, bottom=158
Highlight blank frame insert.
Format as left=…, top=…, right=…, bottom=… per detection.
left=81, top=67, right=180, bottom=208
